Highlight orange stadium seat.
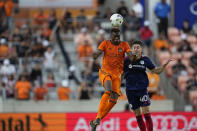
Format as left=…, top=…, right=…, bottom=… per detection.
left=177, top=76, right=190, bottom=92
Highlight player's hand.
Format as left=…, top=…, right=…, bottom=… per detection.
left=166, top=58, right=176, bottom=64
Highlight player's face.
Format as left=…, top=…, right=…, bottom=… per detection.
left=111, top=30, right=120, bottom=45
left=131, top=44, right=142, bottom=56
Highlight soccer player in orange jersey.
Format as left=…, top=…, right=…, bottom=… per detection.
left=90, top=28, right=136, bottom=131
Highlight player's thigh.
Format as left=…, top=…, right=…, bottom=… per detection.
left=141, top=106, right=150, bottom=114
left=133, top=108, right=142, bottom=116
left=126, top=90, right=141, bottom=111
left=99, top=70, right=112, bottom=91
left=111, top=76, right=121, bottom=96
left=139, top=89, right=151, bottom=108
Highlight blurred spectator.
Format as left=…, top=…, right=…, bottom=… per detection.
left=5, top=75, right=16, bottom=98
left=116, top=1, right=128, bottom=17
left=0, top=59, right=16, bottom=84
left=30, top=62, right=42, bottom=84
left=96, top=29, right=106, bottom=47
left=20, top=24, right=32, bottom=40
left=139, top=21, right=153, bottom=56
left=154, top=32, right=168, bottom=50
left=92, top=11, right=102, bottom=27
left=125, top=10, right=141, bottom=31
left=45, top=72, right=56, bottom=88
left=147, top=71, right=160, bottom=98
left=34, top=81, right=48, bottom=101
left=18, top=61, right=31, bottom=76
left=43, top=46, right=58, bottom=72
left=154, top=0, right=171, bottom=37
left=81, top=67, right=95, bottom=88
left=132, top=0, right=143, bottom=22
left=177, top=34, right=192, bottom=52
left=192, top=20, right=197, bottom=36
left=77, top=39, right=93, bottom=66
left=48, top=9, right=57, bottom=30
left=42, top=23, right=52, bottom=40
left=172, top=59, right=187, bottom=76
left=57, top=80, right=71, bottom=100
left=0, top=38, right=9, bottom=58
left=190, top=52, right=197, bottom=71
left=15, top=75, right=32, bottom=100
left=5, top=0, right=15, bottom=31
left=186, top=73, right=197, bottom=91
left=61, top=10, right=74, bottom=33
left=12, top=27, right=23, bottom=45
left=181, top=19, right=192, bottom=34
left=76, top=9, right=87, bottom=30
left=124, top=10, right=140, bottom=41
left=34, top=9, right=47, bottom=26
left=16, top=39, right=29, bottom=57
left=103, top=7, right=113, bottom=19
left=77, top=82, right=92, bottom=100
left=75, top=27, right=93, bottom=47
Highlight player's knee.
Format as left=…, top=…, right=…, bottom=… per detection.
left=133, top=108, right=142, bottom=116
left=104, top=80, right=112, bottom=91
left=142, top=106, right=150, bottom=114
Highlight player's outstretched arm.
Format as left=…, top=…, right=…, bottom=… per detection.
left=151, top=58, right=176, bottom=74
left=126, top=51, right=138, bottom=64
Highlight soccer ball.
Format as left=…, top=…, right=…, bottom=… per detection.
left=110, top=13, right=124, bottom=28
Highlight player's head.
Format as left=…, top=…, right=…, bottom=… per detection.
left=130, top=40, right=143, bottom=56
left=110, top=28, right=120, bottom=45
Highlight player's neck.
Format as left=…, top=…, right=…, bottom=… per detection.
left=110, top=40, right=120, bottom=45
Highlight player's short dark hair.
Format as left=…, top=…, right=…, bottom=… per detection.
left=111, top=28, right=120, bottom=33
left=130, top=40, right=143, bottom=47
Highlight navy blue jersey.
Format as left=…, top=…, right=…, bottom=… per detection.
left=124, top=56, right=155, bottom=90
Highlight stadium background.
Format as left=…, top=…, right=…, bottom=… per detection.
left=0, top=0, right=197, bottom=130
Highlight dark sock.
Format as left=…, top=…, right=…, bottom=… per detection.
left=144, top=113, right=153, bottom=131
left=136, top=115, right=146, bottom=131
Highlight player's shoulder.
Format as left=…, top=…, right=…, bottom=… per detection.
left=142, top=55, right=152, bottom=62
left=120, top=41, right=129, bottom=45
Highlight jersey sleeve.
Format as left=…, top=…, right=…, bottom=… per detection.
left=145, top=57, right=156, bottom=70
left=98, top=40, right=106, bottom=51
left=124, top=42, right=131, bottom=53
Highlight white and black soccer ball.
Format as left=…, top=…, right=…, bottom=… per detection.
left=110, top=13, right=124, bottom=28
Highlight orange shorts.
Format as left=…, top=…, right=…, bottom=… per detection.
left=99, top=69, right=121, bottom=96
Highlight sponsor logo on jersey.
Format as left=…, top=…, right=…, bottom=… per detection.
left=118, top=48, right=122, bottom=52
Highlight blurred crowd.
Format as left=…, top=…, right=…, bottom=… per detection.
left=0, top=0, right=196, bottom=110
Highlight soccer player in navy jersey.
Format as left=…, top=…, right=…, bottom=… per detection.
left=123, top=40, right=175, bottom=131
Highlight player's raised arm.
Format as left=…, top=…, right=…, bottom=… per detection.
left=92, top=49, right=103, bottom=60
left=151, top=58, right=175, bottom=74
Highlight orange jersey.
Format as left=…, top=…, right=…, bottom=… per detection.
left=98, top=40, right=130, bottom=76
left=15, top=81, right=32, bottom=99
left=34, top=87, right=48, bottom=100
left=57, top=87, right=71, bottom=100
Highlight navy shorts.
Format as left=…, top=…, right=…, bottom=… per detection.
left=126, top=89, right=151, bottom=110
